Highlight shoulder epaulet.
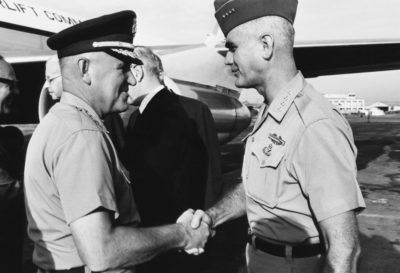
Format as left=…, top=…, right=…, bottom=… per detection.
left=51, top=103, right=103, bottom=133
left=293, top=84, right=329, bottom=127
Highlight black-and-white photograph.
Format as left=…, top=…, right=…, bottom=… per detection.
left=0, top=0, right=399, bottom=272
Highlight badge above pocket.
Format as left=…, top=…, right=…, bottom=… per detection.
left=251, top=137, right=285, bottom=169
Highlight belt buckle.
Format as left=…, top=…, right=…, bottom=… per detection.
left=285, top=245, right=292, bottom=259
left=247, top=229, right=256, bottom=248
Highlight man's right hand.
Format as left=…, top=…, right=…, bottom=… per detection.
left=190, top=209, right=214, bottom=231
left=177, top=209, right=211, bottom=254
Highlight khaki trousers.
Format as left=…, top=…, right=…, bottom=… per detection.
left=246, top=243, right=321, bottom=273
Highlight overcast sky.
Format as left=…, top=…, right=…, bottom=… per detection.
left=25, top=0, right=400, bottom=104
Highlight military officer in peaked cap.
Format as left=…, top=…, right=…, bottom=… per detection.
left=24, top=10, right=210, bottom=273
left=190, top=0, right=365, bottom=272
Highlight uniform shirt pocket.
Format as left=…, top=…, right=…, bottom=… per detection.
left=246, top=140, right=285, bottom=208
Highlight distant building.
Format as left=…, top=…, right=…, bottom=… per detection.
left=367, top=107, right=385, bottom=116
left=381, top=102, right=400, bottom=112
left=365, top=102, right=400, bottom=115
left=324, top=93, right=365, bottom=114
left=367, top=102, right=390, bottom=112
left=390, top=105, right=400, bottom=112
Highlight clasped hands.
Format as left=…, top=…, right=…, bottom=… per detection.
left=176, top=209, right=215, bottom=255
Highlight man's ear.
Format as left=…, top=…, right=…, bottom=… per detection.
left=131, top=65, right=144, bottom=83
left=260, top=34, right=274, bottom=60
left=159, top=71, right=165, bottom=83
left=77, top=58, right=91, bottom=85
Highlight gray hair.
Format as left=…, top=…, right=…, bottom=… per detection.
left=134, top=46, right=164, bottom=83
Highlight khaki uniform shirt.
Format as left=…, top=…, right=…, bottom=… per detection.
left=24, top=92, right=140, bottom=270
left=243, top=72, right=365, bottom=244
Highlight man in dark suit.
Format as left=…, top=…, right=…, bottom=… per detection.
left=124, top=46, right=221, bottom=273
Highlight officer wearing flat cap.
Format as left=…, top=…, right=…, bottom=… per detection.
left=190, top=0, right=365, bottom=272
left=24, top=10, right=210, bottom=273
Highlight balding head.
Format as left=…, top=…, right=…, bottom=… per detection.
left=46, top=55, right=61, bottom=80
left=45, top=55, right=63, bottom=100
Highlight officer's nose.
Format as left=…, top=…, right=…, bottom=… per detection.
left=225, top=51, right=233, bottom=66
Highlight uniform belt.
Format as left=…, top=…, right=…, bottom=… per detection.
left=247, top=234, right=324, bottom=258
left=38, top=266, right=85, bottom=273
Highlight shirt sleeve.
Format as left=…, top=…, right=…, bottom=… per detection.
left=291, top=119, right=365, bottom=222
left=53, top=130, right=118, bottom=224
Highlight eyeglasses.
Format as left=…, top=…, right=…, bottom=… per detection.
left=0, top=77, right=17, bottom=89
left=45, top=74, right=61, bottom=82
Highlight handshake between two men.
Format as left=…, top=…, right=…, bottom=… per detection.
left=177, top=209, right=215, bottom=255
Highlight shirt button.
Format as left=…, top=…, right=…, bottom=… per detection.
left=261, top=160, right=266, bottom=165
left=251, top=137, right=255, bottom=142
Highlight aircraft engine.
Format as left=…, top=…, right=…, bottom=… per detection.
left=168, top=78, right=251, bottom=144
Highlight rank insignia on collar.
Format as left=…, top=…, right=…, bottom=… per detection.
left=268, top=133, right=285, bottom=146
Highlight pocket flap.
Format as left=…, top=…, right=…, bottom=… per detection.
left=251, top=140, right=284, bottom=168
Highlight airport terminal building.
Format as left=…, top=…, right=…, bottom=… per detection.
left=324, top=93, right=365, bottom=114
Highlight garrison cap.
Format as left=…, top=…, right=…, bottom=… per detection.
left=214, top=0, right=298, bottom=36
left=47, top=10, right=142, bottom=65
